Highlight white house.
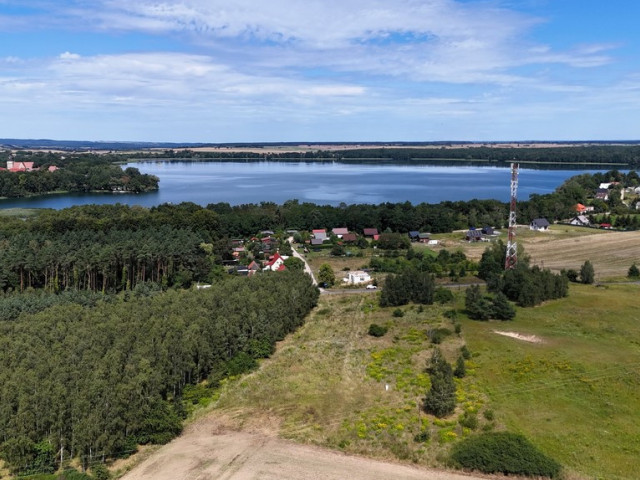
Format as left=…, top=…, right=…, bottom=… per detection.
left=530, top=218, right=550, bottom=231
left=569, top=215, right=590, bottom=226
left=343, top=270, right=372, bottom=285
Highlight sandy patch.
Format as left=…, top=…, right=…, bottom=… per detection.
left=493, top=331, right=543, bottom=343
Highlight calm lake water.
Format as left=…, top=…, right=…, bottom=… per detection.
left=0, top=162, right=616, bottom=209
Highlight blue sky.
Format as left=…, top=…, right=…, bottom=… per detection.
left=1, top=0, right=639, bottom=142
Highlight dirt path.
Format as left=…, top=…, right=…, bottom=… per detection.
left=120, top=418, right=487, bottom=480
left=289, top=237, right=318, bottom=286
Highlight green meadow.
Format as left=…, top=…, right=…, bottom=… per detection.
left=213, top=282, right=640, bottom=479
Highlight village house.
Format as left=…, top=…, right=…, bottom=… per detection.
left=465, top=228, right=483, bottom=242
left=263, top=252, right=287, bottom=272
left=312, top=229, right=327, bottom=242
left=569, top=215, right=590, bottom=227
left=343, top=270, right=372, bottom=285
left=363, top=228, right=379, bottom=240
left=341, top=233, right=357, bottom=243
left=595, top=189, right=609, bottom=201
left=332, top=227, right=349, bottom=238
left=418, top=232, right=431, bottom=243
left=530, top=218, right=550, bottom=231
left=408, top=231, right=420, bottom=242
left=574, top=203, right=594, bottom=213
left=5, top=160, right=36, bottom=172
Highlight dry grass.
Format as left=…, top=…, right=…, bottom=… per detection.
left=521, top=228, right=640, bottom=279
left=213, top=294, right=480, bottom=466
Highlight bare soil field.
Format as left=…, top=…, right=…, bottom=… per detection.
left=521, top=229, right=640, bottom=279
left=119, top=418, right=489, bottom=480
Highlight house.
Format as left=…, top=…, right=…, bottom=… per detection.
left=6, top=160, right=36, bottom=172
left=530, top=218, right=550, bottom=231
left=418, top=232, right=431, bottom=243
left=363, top=228, right=378, bottom=238
left=312, top=229, right=327, bottom=241
left=260, top=230, right=275, bottom=236
left=427, top=239, right=439, bottom=245
left=569, top=215, right=590, bottom=226
left=574, top=203, right=594, bottom=213
left=465, top=228, right=483, bottom=242
left=408, top=231, right=420, bottom=242
left=263, top=252, right=288, bottom=272
left=342, top=233, right=357, bottom=243
left=310, top=238, right=324, bottom=246
left=595, top=189, right=609, bottom=201
left=600, top=223, right=613, bottom=229
left=247, top=261, right=260, bottom=276
left=332, top=227, right=349, bottom=238
left=48, top=166, right=59, bottom=172
left=481, top=226, right=495, bottom=235
left=343, top=270, right=372, bottom=285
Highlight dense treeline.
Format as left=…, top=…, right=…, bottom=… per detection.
left=0, top=227, right=210, bottom=292
left=0, top=271, right=318, bottom=474
left=128, top=145, right=640, bottom=167
left=0, top=151, right=158, bottom=198
left=478, top=241, right=568, bottom=307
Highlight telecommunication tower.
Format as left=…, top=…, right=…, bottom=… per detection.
left=504, top=163, right=519, bottom=270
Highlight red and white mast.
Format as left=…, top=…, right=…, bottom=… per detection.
left=505, top=163, right=519, bottom=270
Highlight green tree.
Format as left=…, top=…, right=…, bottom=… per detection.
left=318, top=263, right=335, bottom=287
left=465, top=285, right=492, bottom=321
left=491, top=292, right=516, bottom=320
left=580, top=260, right=595, bottom=284
left=424, top=349, right=456, bottom=417
left=628, top=263, right=640, bottom=278
left=283, top=257, right=305, bottom=271
left=454, top=355, right=466, bottom=378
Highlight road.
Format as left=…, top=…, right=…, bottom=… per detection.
left=120, top=418, right=489, bottom=480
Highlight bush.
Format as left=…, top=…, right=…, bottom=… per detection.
left=461, top=345, right=471, bottom=359
left=427, top=327, right=451, bottom=344
left=413, top=431, right=431, bottom=443
left=368, top=323, right=388, bottom=337
left=434, top=287, right=454, bottom=304
left=450, top=432, right=562, bottom=478
left=628, top=263, right=640, bottom=278
left=392, top=308, right=404, bottom=318
left=458, top=412, right=478, bottom=430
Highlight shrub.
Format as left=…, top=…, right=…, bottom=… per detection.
left=450, top=432, right=561, bottom=478
left=458, top=412, right=478, bottom=430
left=413, top=431, right=431, bottom=443
left=427, top=327, right=451, bottom=344
left=368, top=323, right=388, bottom=337
left=453, top=355, right=466, bottom=378
left=628, top=263, right=640, bottom=278
left=461, top=345, right=471, bottom=359
left=483, top=409, right=494, bottom=421
left=392, top=308, right=404, bottom=318
left=434, top=287, right=454, bottom=304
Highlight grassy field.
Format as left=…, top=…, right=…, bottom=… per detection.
left=210, top=280, right=640, bottom=479
left=0, top=207, right=43, bottom=217
left=464, top=283, right=640, bottom=480
left=214, top=293, right=487, bottom=467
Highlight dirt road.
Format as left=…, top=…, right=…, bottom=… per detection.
left=120, top=418, right=488, bottom=480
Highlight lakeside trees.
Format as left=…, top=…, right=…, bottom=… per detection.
left=0, top=154, right=158, bottom=198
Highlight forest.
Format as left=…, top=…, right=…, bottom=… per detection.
left=0, top=271, right=318, bottom=475
left=127, top=144, right=640, bottom=167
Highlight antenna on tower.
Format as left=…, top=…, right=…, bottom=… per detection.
left=505, top=163, right=519, bottom=270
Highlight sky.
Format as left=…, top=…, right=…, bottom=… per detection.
left=0, top=0, right=639, bottom=143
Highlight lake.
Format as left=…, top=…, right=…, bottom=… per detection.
left=0, top=162, right=615, bottom=209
